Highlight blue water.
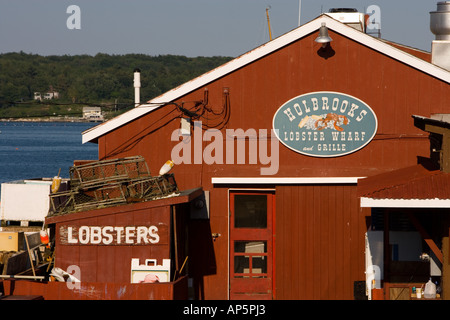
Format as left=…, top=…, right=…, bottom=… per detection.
left=0, top=121, right=98, bottom=186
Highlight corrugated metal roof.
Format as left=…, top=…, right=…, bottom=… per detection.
left=357, top=161, right=450, bottom=200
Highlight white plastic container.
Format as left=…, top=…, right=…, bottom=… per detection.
left=130, top=258, right=171, bottom=283
left=424, top=279, right=437, bottom=299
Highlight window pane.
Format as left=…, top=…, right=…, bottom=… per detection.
left=234, top=195, right=267, bottom=228
left=234, top=241, right=267, bottom=278
left=234, top=241, right=267, bottom=253
left=252, top=256, right=267, bottom=277
left=234, top=256, right=249, bottom=275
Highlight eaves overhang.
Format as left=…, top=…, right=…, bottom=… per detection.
left=358, top=161, right=450, bottom=208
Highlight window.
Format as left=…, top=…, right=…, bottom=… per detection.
left=234, top=194, right=267, bottom=228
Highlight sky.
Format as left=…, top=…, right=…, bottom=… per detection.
left=0, top=0, right=441, bottom=57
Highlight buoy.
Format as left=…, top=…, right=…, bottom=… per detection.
left=40, top=230, right=49, bottom=245
left=51, top=168, right=61, bottom=193
left=51, top=176, right=61, bottom=193
left=159, top=160, right=174, bottom=176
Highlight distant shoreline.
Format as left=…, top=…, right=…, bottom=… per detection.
left=0, top=116, right=104, bottom=123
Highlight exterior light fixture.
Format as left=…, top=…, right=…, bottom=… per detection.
left=315, top=23, right=333, bottom=47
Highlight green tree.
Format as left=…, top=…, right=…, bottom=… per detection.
left=0, top=52, right=233, bottom=114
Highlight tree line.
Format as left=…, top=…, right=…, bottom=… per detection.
left=0, top=52, right=232, bottom=116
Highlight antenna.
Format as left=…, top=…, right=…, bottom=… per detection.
left=298, top=0, right=301, bottom=26
left=266, top=6, right=273, bottom=41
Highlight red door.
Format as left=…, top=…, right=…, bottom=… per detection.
left=229, top=191, right=275, bottom=300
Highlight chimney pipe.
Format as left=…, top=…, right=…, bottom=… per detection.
left=430, top=1, right=450, bottom=70
left=134, top=68, right=141, bottom=107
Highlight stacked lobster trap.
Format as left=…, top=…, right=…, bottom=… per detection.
left=48, top=156, right=178, bottom=216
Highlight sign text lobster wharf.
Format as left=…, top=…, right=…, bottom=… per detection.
left=272, top=91, right=378, bottom=157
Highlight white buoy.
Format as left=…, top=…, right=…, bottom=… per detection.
left=159, top=160, right=174, bottom=175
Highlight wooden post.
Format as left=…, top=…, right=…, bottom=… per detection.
left=407, top=212, right=443, bottom=264
left=173, top=206, right=179, bottom=272
left=442, top=235, right=449, bottom=300
left=24, top=235, right=36, bottom=277
left=383, top=209, right=390, bottom=300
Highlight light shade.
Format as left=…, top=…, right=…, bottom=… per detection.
left=315, top=23, right=333, bottom=44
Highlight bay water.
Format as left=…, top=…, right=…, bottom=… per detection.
left=0, top=121, right=98, bottom=191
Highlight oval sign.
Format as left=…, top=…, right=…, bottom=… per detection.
left=273, top=91, right=378, bottom=157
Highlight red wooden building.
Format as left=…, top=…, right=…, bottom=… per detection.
left=80, top=12, right=450, bottom=300
left=5, top=10, right=448, bottom=300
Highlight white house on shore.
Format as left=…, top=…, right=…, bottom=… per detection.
left=82, top=106, right=104, bottom=122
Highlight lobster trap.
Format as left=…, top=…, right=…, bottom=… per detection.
left=49, top=156, right=178, bottom=216
left=69, top=156, right=152, bottom=189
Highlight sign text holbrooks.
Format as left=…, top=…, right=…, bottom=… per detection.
left=273, top=91, right=378, bottom=157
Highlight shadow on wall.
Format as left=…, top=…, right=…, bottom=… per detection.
left=188, top=218, right=217, bottom=300
left=317, top=43, right=336, bottom=59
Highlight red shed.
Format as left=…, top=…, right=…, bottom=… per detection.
left=45, top=187, right=203, bottom=284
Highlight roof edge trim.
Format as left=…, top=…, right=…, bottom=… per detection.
left=82, top=104, right=161, bottom=144
left=211, top=177, right=362, bottom=184
left=360, top=197, right=450, bottom=208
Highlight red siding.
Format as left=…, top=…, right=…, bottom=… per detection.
left=1, top=277, right=188, bottom=300
left=275, top=184, right=369, bottom=299
left=51, top=204, right=170, bottom=283
left=45, top=189, right=202, bottom=289
left=98, top=32, right=448, bottom=179
left=93, top=30, right=449, bottom=299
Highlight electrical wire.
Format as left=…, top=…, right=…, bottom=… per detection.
left=103, top=89, right=231, bottom=159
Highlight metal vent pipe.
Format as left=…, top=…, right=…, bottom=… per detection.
left=430, top=1, right=450, bottom=40
left=134, top=68, right=141, bottom=107
left=430, top=1, right=450, bottom=70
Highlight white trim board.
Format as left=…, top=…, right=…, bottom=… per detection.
left=211, top=177, right=362, bottom=184
left=82, top=104, right=160, bottom=143
left=82, top=14, right=450, bottom=144
left=360, top=197, right=450, bottom=208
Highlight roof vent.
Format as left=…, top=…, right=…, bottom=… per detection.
left=430, top=1, right=450, bottom=40
left=328, top=8, right=358, bottom=13
left=325, top=8, right=365, bottom=32
left=430, top=1, right=450, bottom=70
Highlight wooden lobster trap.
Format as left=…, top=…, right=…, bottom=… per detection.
left=69, top=156, right=151, bottom=190
left=127, top=174, right=178, bottom=200
left=49, top=156, right=178, bottom=216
